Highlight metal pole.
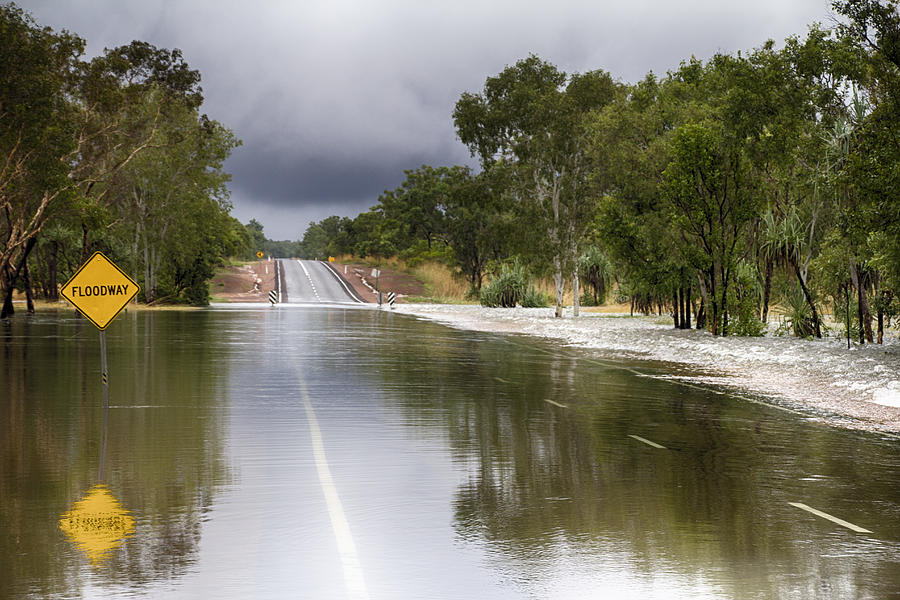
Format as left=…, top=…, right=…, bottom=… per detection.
left=98, top=330, right=109, bottom=481
left=100, top=330, right=109, bottom=410
left=97, top=394, right=109, bottom=482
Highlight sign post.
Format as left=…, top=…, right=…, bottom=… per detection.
left=60, top=252, right=140, bottom=409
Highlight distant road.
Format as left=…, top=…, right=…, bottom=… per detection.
left=278, top=259, right=365, bottom=304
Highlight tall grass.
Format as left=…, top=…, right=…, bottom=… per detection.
left=340, top=255, right=470, bottom=302
left=335, top=254, right=588, bottom=306
left=410, top=262, right=469, bottom=301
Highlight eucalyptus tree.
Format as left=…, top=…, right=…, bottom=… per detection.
left=0, top=4, right=82, bottom=317
left=71, top=41, right=204, bottom=260
left=829, top=0, right=900, bottom=343
left=586, top=74, right=689, bottom=321
left=379, top=165, right=469, bottom=252
left=454, top=56, right=617, bottom=317
left=0, top=5, right=209, bottom=315
left=110, top=108, right=239, bottom=302
left=442, top=164, right=516, bottom=293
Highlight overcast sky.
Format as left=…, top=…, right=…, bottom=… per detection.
left=21, top=0, right=834, bottom=240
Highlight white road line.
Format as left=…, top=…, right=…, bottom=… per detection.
left=788, top=502, right=872, bottom=533
left=628, top=434, right=667, bottom=449
left=298, top=260, right=321, bottom=302
left=300, top=378, right=370, bottom=599
left=320, top=261, right=365, bottom=303
left=544, top=398, right=568, bottom=408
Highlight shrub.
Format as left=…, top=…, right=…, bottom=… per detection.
left=480, top=261, right=529, bottom=307
left=521, top=286, right=549, bottom=308
left=727, top=260, right=765, bottom=336
left=776, top=286, right=817, bottom=338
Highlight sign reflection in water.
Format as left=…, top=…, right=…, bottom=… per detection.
left=58, top=401, right=135, bottom=566
left=58, top=485, right=135, bottom=565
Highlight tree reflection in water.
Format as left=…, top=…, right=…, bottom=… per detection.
left=1, top=311, right=231, bottom=598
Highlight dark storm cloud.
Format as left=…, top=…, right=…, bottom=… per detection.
left=19, top=0, right=832, bottom=239
left=226, top=148, right=457, bottom=205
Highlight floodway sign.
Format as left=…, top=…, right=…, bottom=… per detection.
left=61, top=252, right=140, bottom=330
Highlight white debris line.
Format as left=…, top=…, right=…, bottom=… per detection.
left=353, top=269, right=378, bottom=297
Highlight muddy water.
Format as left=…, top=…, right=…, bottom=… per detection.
left=1, top=308, right=897, bottom=599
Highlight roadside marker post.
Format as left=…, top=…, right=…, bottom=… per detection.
left=60, top=252, right=140, bottom=411
left=269, top=290, right=277, bottom=305
left=387, top=291, right=395, bottom=309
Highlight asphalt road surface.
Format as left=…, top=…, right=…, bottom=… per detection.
left=279, top=259, right=365, bottom=304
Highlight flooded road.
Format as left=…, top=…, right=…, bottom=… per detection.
left=1, top=307, right=898, bottom=599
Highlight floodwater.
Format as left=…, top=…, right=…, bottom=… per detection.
left=1, top=307, right=898, bottom=599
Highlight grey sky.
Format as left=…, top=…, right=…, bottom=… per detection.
left=20, top=0, right=834, bottom=240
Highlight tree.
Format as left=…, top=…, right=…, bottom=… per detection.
left=830, top=0, right=900, bottom=343
left=443, top=164, right=516, bottom=292
left=0, top=4, right=82, bottom=317
left=244, top=219, right=268, bottom=258
left=110, top=108, right=239, bottom=303
left=454, top=56, right=617, bottom=317
left=379, top=165, right=466, bottom=251
left=0, top=5, right=214, bottom=316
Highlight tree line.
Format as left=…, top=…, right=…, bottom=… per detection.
left=1, top=3, right=252, bottom=316
left=300, top=0, right=899, bottom=342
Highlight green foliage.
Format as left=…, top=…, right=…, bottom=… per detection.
left=398, top=239, right=454, bottom=268
left=479, top=261, right=541, bottom=308
left=520, top=286, right=549, bottom=308
left=0, top=5, right=241, bottom=310
left=266, top=16, right=898, bottom=344
left=579, top=246, right=614, bottom=305
left=455, top=55, right=618, bottom=316
left=727, top=261, right=766, bottom=336
left=776, top=285, right=819, bottom=338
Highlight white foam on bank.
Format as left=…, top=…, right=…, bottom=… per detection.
left=395, top=305, right=900, bottom=432
left=871, top=385, right=900, bottom=408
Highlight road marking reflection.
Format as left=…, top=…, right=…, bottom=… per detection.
left=544, top=398, right=568, bottom=408
left=300, top=378, right=370, bottom=599
left=628, top=434, right=667, bottom=449
left=788, top=502, right=872, bottom=533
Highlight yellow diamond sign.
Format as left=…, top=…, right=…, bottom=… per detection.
left=60, top=252, right=139, bottom=330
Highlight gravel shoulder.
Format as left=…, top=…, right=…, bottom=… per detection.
left=210, top=260, right=275, bottom=302
left=394, top=304, right=900, bottom=436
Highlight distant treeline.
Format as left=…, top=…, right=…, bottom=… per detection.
left=300, top=0, right=900, bottom=341
left=0, top=3, right=260, bottom=314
